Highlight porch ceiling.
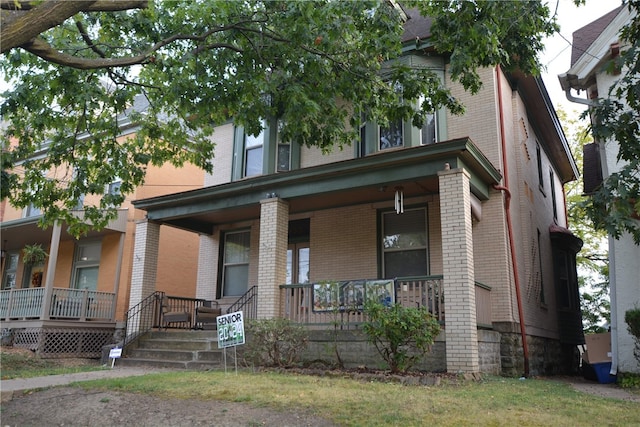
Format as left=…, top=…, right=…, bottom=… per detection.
left=0, top=210, right=127, bottom=253
left=133, top=138, right=501, bottom=235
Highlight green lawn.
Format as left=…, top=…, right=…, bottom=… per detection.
left=73, top=370, right=640, bottom=426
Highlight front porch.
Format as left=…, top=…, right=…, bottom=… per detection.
left=130, top=138, right=502, bottom=373
left=1, top=287, right=117, bottom=357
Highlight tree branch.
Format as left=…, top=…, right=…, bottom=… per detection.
left=1, top=0, right=148, bottom=53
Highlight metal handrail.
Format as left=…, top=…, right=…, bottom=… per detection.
left=226, top=285, right=258, bottom=320
left=123, top=291, right=163, bottom=349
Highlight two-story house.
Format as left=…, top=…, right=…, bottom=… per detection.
left=559, top=4, right=640, bottom=375
left=0, top=98, right=203, bottom=357
left=127, top=9, right=583, bottom=376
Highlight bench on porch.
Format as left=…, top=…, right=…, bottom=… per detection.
left=161, top=296, right=192, bottom=329
left=194, top=301, right=221, bottom=329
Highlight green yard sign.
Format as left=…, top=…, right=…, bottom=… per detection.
left=217, top=311, right=245, bottom=349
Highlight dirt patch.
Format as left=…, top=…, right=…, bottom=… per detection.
left=1, top=386, right=336, bottom=427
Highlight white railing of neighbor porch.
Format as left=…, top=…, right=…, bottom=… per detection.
left=0, top=287, right=115, bottom=321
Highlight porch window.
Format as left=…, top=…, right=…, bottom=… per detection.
left=72, top=241, right=101, bottom=291
left=381, top=208, right=428, bottom=278
left=1, top=253, right=19, bottom=289
left=222, top=230, right=250, bottom=297
left=286, top=244, right=310, bottom=285
left=554, top=249, right=578, bottom=310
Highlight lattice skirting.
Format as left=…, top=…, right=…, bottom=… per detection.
left=12, top=327, right=115, bottom=358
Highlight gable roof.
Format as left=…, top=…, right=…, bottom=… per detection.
left=559, top=5, right=633, bottom=92
left=570, top=5, right=624, bottom=67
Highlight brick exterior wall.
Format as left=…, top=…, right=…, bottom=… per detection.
left=300, top=144, right=353, bottom=169
left=438, top=168, right=479, bottom=372
left=310, top=205, right=378, bottom=281
left=204, top=123, right=235, bottom=187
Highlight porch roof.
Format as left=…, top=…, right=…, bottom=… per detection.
left=133, top=138, right=501, bottom=235
left=0, top=210, right=128, bottom=253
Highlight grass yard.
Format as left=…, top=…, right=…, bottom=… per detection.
left=0, top=347, right=103, bottom=379
left=73, top=370, right=640, bottom=426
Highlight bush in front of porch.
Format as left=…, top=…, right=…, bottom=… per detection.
left=363, top=302, right=441, bottom=373
left=242, top=318, right=308, bottom=368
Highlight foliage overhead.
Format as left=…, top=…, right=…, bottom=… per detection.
left=1, top=0, right=557, bottom=236
left=584, top=0, right=640, bottom=244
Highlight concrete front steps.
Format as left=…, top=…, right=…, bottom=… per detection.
left=118, top=330, right=226, bottom=370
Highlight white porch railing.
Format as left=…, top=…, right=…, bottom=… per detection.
left=0, top=287, right=116, bottom=321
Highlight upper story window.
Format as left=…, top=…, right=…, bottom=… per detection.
left=549, top=168, right=557, bottom=220
left=379, top=119, right=404, bottom=150
left=360, top=106, right=441, bottom=157
left=23, top=203, right=42, bottom=218
left=536, top=142, right=545, bottom=193
left=420, top=112, right=437, bottom=146
left=244, top=128, right=264, bottom=177
left=276, top=121, right=291, bottom=172
left=108, top=180, right=122, bottom=196
left=233, top=119, right=299, bottom=181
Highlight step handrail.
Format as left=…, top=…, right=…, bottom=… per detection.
left=226, top=285, right=258, bottom=320
left=123, top=291, right=164, bottom=349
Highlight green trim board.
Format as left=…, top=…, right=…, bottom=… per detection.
left=134, top=138, right=501, bottom=229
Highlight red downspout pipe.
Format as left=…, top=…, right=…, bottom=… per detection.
left=494, top=66, right=530, bottom=377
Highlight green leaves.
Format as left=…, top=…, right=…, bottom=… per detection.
left=363, top=302, right=441, bottom=373
left=585, top=1, right=640, bottom=244
left=2, top=0, right=557, bottom=235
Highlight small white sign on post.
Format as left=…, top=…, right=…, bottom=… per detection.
left=217, top=311, right=245, bottom=349
left=109, top=347, right=122, bottom=368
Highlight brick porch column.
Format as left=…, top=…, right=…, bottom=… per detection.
left=196, top=234, right=218, bottom=301
left=128, top=220, right=160, bottom=321
left=257, top=197, right=289, bottom=319
left=438, top=167, right=479, bottom=373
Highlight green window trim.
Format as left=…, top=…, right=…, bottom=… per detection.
left=232, top=119, right=301, bottom=181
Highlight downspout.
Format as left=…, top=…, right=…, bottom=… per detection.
left=494, top=66, right=530, bottom=377
left=562, top=85, right=618, bottom=376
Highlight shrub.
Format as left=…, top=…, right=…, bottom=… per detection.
left=243, top=318, right=308, bottom=368
left=624, top=307, right=640, bottom=364
left=362, top=302, right=441, bottom=373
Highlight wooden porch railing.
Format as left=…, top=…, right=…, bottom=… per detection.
left=475, top=281, right=492, bottom=328
left=280, top=276, right=492, bottom=329
left=0, top=287, right=116, bottom=321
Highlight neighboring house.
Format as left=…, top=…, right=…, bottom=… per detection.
left=0, top=99, right=203, bottom=357
left=129, top=9, right=582, bottom=376
left=559, top=5, right=640, bottom=374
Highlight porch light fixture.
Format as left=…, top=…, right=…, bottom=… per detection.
left=394, top=186, right=404, bottom=214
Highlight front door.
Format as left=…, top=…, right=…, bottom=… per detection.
left=286, top=243, right=309, bottom=285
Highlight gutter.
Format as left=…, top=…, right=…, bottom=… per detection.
left=495, top=66, right=530, bottom=377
